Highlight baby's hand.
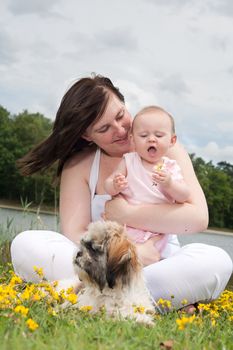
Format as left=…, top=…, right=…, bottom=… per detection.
left=152, top=169, right=171, bottom=187
left=113, top=173, right=128, bottom=192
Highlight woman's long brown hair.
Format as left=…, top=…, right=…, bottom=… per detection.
left=17, top=74, right=124, bottom=177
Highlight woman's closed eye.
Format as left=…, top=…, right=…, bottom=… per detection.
left=97, top=125, right=110, bottom=133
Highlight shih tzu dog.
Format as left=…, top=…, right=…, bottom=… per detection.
left=73, top=220, right=156, bottom=325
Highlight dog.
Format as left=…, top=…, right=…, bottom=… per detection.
left=73, top=220, right=156, bottom=325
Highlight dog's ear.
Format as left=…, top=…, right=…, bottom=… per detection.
left=106, top=236, right=133, bottom=289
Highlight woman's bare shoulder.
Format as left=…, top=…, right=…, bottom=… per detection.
left=64, top=148, right=96, bottom=170
left=62, top=147, right=96, bottom=181
left=167, top=141, right=187, bottom=159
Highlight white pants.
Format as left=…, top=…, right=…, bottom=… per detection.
left=11, top=230, right=232, bottom=309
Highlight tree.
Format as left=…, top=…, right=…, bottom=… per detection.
left=190, top=154, right=233, bottom=229
left=0, top=106, right=56, bottom=205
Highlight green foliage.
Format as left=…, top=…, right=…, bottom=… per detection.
left=0, top=105, right=56, bottom=206
left=190, top=154, right=233, bottom=229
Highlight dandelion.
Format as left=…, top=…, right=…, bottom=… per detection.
left=66, top=287, right=74, bottom=294
left=134, top=305, right=145, bottom=314
left=32, top=292, right=41, bottom=301
left=79, top=305, right=93, bottom=312
left=14, top=305, right=29, bottom=317
left=9, top=275, right=23, bottom=286
left=26, top=318, right=39, bottom=331
left=211, top=318, right=216, bottom=327
left=48, top=307, right=57, bottom=316
left=33, top=266, right=44, bottom=278
left=176, top=315, right=196, bottom=331
left=66, top=293, right=78, bottom=304
left=157, top=298, right=172, bottom=309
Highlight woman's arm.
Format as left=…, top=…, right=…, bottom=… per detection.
left=105, top=142, right=208, bottom=234
left=60, top=151, right=93, bottom=244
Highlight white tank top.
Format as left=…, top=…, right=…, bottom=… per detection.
left=88, top=148, right=180, bottom=257
left=89, top=148, right=111, bottom=222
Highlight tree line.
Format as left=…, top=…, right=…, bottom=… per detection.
left=0, top=105, right=232, bottom=229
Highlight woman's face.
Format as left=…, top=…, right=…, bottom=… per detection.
left=83, top=93, right=132, bottom=157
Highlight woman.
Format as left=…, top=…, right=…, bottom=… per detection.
left=11, top=74, right=232, bottom=309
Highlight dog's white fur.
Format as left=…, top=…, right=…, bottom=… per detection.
left=73, top=220, right=156, bottom=325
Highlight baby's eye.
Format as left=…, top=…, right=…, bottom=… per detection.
left=155, top=134, right=163, bottom=138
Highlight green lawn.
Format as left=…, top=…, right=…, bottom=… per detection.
left=0, top=238, right=233, bottom=350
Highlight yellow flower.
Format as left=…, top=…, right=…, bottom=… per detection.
left=14, top=305, right=29, bottom=317
left=66, top=293, right=78, bottom=304
left=211, top=318, right=216, bottom=327
left=33, top=266, right=44, bottom=278
left=48, top=307, right=57, bottom=316
left=26, top=318, right=39, bottom=331
left=157, top=298, right=172, bottom=309
left=66, top=287, right=74, bottom=294
left=181, top=299, right=188, bottom=306
left=176, top=315, right=196, bottom=331
left=79, top=305, right=93, bottom=312
left=134, top=305, right=145, bottom=314
left=32, top=293, right=41, bottom=301
left=9, top=275, right=23, bottom=286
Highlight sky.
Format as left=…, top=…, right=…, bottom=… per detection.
left=0, top=0, right=233, bottom=164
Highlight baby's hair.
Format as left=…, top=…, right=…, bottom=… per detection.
left=133, top=105, right=176, bottom=134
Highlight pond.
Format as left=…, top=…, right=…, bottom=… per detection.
left=0, top=206, right=232, bottom=289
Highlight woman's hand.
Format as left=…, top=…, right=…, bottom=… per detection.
left=104, top=196, right=131, bottom=224
left=135, top=237, right=161, bottom=267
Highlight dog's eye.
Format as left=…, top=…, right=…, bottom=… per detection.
left=83, top=240, right=96, bottom=251
left=83, top=240, right=101, bottom=253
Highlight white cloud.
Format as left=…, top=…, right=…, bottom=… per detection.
left=115, top=79, right=159, bottom=115
left=6, top=0, right=61, bottom=16
left=187, top=142, right=233, bottom=164
left=0, top=0, right=232, bottom=164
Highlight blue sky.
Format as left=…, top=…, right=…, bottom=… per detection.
left=0, top=0, right=233, bottom=163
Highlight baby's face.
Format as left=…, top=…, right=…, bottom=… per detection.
left=131, top=110, right=176, bottom=163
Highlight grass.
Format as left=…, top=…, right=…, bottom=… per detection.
left=0, top=261, right=232, bottom=350
left=0, top=213, right=233, bottom=349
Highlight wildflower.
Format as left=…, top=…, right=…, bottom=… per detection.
left=66, top=293, right=78, bottom=304
left=79, top=305, right=93, bottom=312
left=33, top=266, right=44, bottom=278
left=32, top=292, right=41, bottom=301
left=157, top=298, right=172, bottom=309
left=176, top=315, right=196, bottom=330
left=48, top=307, right=57, bottom=316
left=26, top=318, right=39, bottom=331
left=14, top=305, right=29, bottom=317
left=134, top=305, right=145, bottom=314
left=66, top=287, right=74, bottom=294
left=9, top=275, right=23, bottom=286
left=181, top=299, right=188, bottom=306
left=211, top=318, right=216, bottom=327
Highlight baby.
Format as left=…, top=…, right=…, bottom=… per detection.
left=104, top=106, right=190, bottom=261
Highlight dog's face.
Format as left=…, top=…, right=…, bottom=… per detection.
left=74, top=221, right=139, bottom=292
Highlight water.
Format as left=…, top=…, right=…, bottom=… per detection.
left=0, top=207, right=232, bottom=289
left=0, top=207, right=59, bottom=241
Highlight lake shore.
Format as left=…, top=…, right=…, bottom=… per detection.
left=0, top=200, right=233, bottom=235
